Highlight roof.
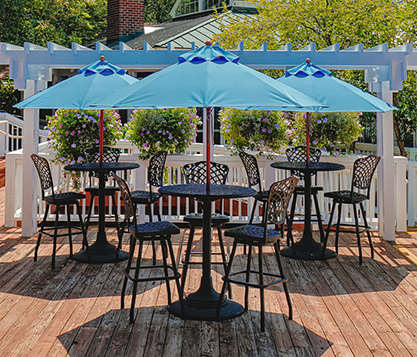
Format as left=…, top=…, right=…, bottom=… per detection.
left=111, top=10, right=255, bottom=50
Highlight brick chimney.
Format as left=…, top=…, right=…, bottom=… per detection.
left=107, top=0, right=144, bottom=44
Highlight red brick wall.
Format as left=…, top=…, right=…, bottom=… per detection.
left=107, top=0, right=144, bottom=43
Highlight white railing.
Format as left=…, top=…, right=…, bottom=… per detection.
left=5, top=141, right=409, bottom=232
left=0, top=112, right=49, bottom=156
left=355, top=142, right=417, bottom=161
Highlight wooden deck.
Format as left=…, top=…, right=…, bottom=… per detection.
left=1, top=186, right=417, bottom=356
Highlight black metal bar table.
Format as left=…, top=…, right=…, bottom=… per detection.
left=271, top=161, right=345, bottom=260
left=159, top=183, right=256, bottom=321
left=64, top=162, right=139, bottom=263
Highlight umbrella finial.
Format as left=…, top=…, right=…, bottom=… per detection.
left=306, top=58, right=311, bottom=64
left=100, top=55, right=105, bottom=62
left=205, top=40, right=212, bottom=46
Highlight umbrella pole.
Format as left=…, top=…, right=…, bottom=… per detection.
left=206, top=108, right=211, bottom=190
left=306, top=112, right=311, bottom=165
left=100, top=109, right=104, bottom=166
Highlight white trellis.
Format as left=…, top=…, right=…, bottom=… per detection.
left=0, top=40, right=412, bottom=240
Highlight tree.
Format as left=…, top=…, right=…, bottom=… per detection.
left=145, top=0, right=175, bottom=24
left=213, top=0, right=417, bottom=157
left=0, top=0, right=106, bottom=47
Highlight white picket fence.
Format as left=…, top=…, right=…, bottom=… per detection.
left=4, top=139, right=409, bottom=232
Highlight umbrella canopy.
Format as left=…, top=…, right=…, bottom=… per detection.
left=16, top=57, right=138, bottom=109
left=276, top=59, right=396, bottom=162
left=276, top=59, right=395, bottom=112
left=91, top=42, right=325, bottom=188
left=91, top=44, right=324, bottom=110
left=15, top=56, right=138, bottom=164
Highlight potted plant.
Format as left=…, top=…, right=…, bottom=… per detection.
left=219, top=108, right=288, bottom=156
left=287, top=112, right=363, bottom=156
left=126, top=108, right=201, bottom=160
left=45, top=108, right=123, bottom=190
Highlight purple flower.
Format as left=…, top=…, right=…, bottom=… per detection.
left=264, top=118, right=268, bottom=122
left=95, top=139, right=99, bottom=143
left=317, top=119, right=322, bottom=124
left=268, top=130, right=272, bottom=134
left=82, top=124, right=86, bottom=128
left=335, top=151, right=339, bottom=157
left=275, top=124, right=280, bottom=129
left=262, top=128, right=266, bottom=132
left=313, top=140, right=318, bottom=145
left=71, top=143, right=76, bottom=148
left=60, top=157, right=65, bottom=161
left=59, top=123, right=63, bottom=127
left=322, top=147, right=327, bottom=151
left=323, top=117, right=328, bottom=123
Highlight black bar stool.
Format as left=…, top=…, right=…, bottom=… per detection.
left=112, top=172, right=184, bottom=323
left=216, top=176, right=298, bottom=332
left=31, top=154, right=89, bottom=268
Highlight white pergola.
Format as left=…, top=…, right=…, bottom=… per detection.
left=0, top=40, right=413, bottom=239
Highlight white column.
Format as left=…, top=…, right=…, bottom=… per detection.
left=376, top=81, right=396, bottom=241
left=394, top=156, right=407, bottom=232
left=21, top=80, right=47, bottom=237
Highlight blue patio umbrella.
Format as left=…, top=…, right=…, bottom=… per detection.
left=16, top=56, right=138, bottom=164
left=92, top=42, right=326, bottom=187
left=276, top=58, right=396, bottom=162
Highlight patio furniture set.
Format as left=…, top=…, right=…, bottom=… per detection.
left=30, top=146, right=380, bottom=332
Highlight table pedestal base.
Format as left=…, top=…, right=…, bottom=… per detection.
left=168, top=282, right=244, bottom=321
left=71, top=240, right=129, bottom=263
left=280, top=245, right=336, bottom=260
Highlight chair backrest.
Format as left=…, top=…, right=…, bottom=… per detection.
left=239, top=151, right=262, bottom=192
left=182, top=161, right=229, bottom=185
left=31, top=153, right=55, bottom=201
left=148, top=150, right=168, bottom=188
left=111, top=172, right=136, bottom=224
left=264, top=176, right=299, bottom=227
left=85, top=146, right=121, bottom=181
left=286, top=146, right=321, bottom=180
left=351, top=155, right=381, bottom=198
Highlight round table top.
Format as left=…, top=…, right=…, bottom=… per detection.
left=159, top=184, right=256, bottom=201
left=64, top=162, right=140, bottom=172
left=271, top=161, right=345, bottom=173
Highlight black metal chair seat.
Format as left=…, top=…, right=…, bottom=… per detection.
left=112, top=172, right=184, bottom=324
left=85, top=185, right=120, bottom=193
left=225, top=225, right=281, bottom=245
left=44, top=192, right=86, bottom=205
left=131, top=190, right=163, bottom=204
left=253, top=190, right=269, bottom=202
left=324, top=190, right=368, bottom=203
left=183, top=212, right=230, bottom=226
left=128, top=221, right=180, bottom=238
left=216, top=177, right=298, bottom=332
left=294, top=185, right=323, bottom=194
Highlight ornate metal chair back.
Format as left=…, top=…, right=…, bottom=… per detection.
left=182, top=161, right=229, bottom=185
left=84, top=146, right=121, bottom=181
left=351, top=155, right=381, bottom=199
left=111, top=172, right=136, bottom=224
left=265, top=176, right=299, bottom=228
left=286, top=146, right=321, bottom=180
left=31, top=153, right=55, bottom=201
left=239, top=151, right=262, bottom=192
left=147, top=150, right=168, bottom=201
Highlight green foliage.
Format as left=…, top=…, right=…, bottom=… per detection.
left=219, top=108, right=288, bottom=156
left=0, top=74, right=21, bottom=116
left=145, top=0, right=175, bottom=23
left=0, top=0, right=106, bottom=47
left=127, top=108, right=201, bottom=160
left=288, top=112, right=363, bottom=155
left=213, top=0, right=417, bottom=155
left=45, top=109, right=122, bottom=190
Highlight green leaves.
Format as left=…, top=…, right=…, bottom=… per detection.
left=127, top=108, right=201, bottom=160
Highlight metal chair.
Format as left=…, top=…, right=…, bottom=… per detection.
left=112, top=172, right=184, bottom=323
left=239, top=151, right=269, bottom=224
left=181, top=161, right=231, bottom=295
left=322, top=155, right=380, bottom=265
left=84, top=146, right=121, bottom=242
left=216, top=176, right=298, bottom=332
left=31, top=154, right=89, bottom=269
left=286, top=146, right=325, bottom=244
